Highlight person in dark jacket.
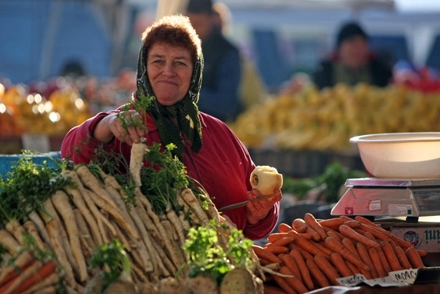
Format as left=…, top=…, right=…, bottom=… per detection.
left=313, top=21, right=393, bottom=90
left=185, top=0, right=242, bottom=122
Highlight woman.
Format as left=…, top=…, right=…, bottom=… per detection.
left=61, top=15, right=281, bottom=240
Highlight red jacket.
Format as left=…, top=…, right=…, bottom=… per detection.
left=61, top=109, right=279, bottom=240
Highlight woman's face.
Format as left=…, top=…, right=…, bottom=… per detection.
left=147, top=42, right=193, bottom=106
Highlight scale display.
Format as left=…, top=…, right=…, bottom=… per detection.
left=331, top=178, right=440, bottom=219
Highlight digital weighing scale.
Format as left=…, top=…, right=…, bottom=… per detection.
left=331, top=177, right=440, bottom=222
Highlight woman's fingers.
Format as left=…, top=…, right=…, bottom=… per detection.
left=109, top=111, right=145, bottom=145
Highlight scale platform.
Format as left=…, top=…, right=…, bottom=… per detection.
left=331, top=177, right=440, bottom=222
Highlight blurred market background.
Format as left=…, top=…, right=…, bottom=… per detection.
left=2, top=0, right=440, bottom=209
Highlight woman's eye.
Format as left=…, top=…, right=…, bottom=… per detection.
left=176, top=61, right=186, bottom=66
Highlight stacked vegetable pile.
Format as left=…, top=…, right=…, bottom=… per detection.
left=229, top=83, right=440, bottom=151
left=254, top=214, right=426, bottom=293
left=0, top=143, right=268, bottom=293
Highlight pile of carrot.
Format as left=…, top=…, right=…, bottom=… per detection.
left=0, top=250, right=59, bottom=294
left=253, top=213, right=426, bottom=294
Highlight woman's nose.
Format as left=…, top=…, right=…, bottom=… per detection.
left=162, top=63, right=175, bottom=76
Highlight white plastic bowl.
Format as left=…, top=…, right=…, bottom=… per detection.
left=350, top=132, right=440, bottom=179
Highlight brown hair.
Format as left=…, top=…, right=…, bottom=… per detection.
left=141, top=14, right=201, bottom=64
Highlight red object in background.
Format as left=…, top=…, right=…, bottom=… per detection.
left=393, top=66, right=440, bottom=93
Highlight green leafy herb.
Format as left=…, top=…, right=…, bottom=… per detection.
left=180, top=220, right=253, bottom=285
left=140, top=143, right=189, bottom=215
left=0, top=156, right=72, bottom=225
left=89, top=239, right=131, bottom=291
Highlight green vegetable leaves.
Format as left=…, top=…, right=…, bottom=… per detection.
left=0, top=156, right=72, bottom=224
left=181, top=220, right=253, bottom=285
left=89, top=239, right=131, bottom=291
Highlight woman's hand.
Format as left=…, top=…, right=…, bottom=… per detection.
left=94, top=110, right=145, bottom=145
left=245, top=188, right=282, bottom=225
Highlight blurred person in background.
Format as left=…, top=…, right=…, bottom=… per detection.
left=212, top=1, right=269, bottom=110
left=185, top=0, right=242, bottom=122
left=313, top=21, right=393, bottom=90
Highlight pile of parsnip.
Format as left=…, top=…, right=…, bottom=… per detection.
left=0, top=143, right=267, bottom=294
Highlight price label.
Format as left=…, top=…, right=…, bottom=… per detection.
left=21, top=133, right=50, bottom=153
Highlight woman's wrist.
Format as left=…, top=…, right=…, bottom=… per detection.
left=93, top=115, right=115, bottom=144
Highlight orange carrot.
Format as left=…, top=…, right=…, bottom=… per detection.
left=300, top=248, right=314, bottom=261
left=318, top=218, right=344, bottom=229
left=354, top=215, right=379, bottom=228
left=264, top=284, right=288, bottom=294
left=271, top=272, right=297, bottom=294
left=279, top=266, right=309, bottom=294
left=368, top=247, right=387, bottom=277
left=360, top=223, right=413, bottom=248
left=279, top=254, right=302, bottom=284
left=405, top=247, right=425, bottom=269
left=313, top=241, right=333, bottom=256
left=324, top=237, right=370, bottom=271
left=314, top=254, right=341, bottom=285
left=288, top=230, right=330, bottom=258
left=304, top=213, right=327, bottom=240
left=268, top=232, right=290, bottom=243
left=346, top=261, right=361, bottom=275
left=252, top=245, right=282, bottom=264
left=356, top=242, right=378, bottom=279
left=380, top=240, right=402, bottom=271
left=278, top=223, right=294, bottom=233
left=341, top=238, right=360, bottom=259
left=357, top=224, right=390, bottom=242
left=330, top=252, right=353, bottom=277
left=377, top=247, right=392, bottom=273
left=338, top=215, right=355, bottom=222
left=339, top=224, right=380, bottom=248
left=292, top=218, right=307, bottom=233
left=290, top=249, right=314, bottom=291
left=9, top=261, right=57, bottom=294
left=306, top=258, right=330, bottom=288
left=326, top=230, right=342, bottom=243
left=305, top=226, right=321, bottom=242
left=265, top=244, right=289, bottom=255
left=343, top=220, right=362, bottom=229
left=0, top=260, right=37, bottom=288
left=393, top=245, right=411, bottom=269
left=298, top=233, right=313, bottom=240
left=271, top=236, right=295, bottom=247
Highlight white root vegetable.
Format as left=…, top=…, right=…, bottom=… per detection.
left=75, top=165, right=119, bottom=210
left=86, top=188, right=140, bottom=241
left=28, top=211, right=52, bottom=250
left=43, top=198, right=79, bottom=276
left=22, top=220, right=48, bottom=250
left=136, top=188, right=185, bottom=270
left=73, top=209, right=95, bottom=258
left=64, top=170, right=103, bottom=245
left=52, top=190, right=88, bottom=282
left=0, top=229, right=21, bottom=254
left=68, top=169, right=115, bottom=243
left=166, top=206, right=186, bottom=246
left=46, top=219, right=75, bottom=288
left=130, top=142, right=148, bottom=187
left=180, top=188, right=210, bottom=225
left=5, top=220, right=26, bottom=246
